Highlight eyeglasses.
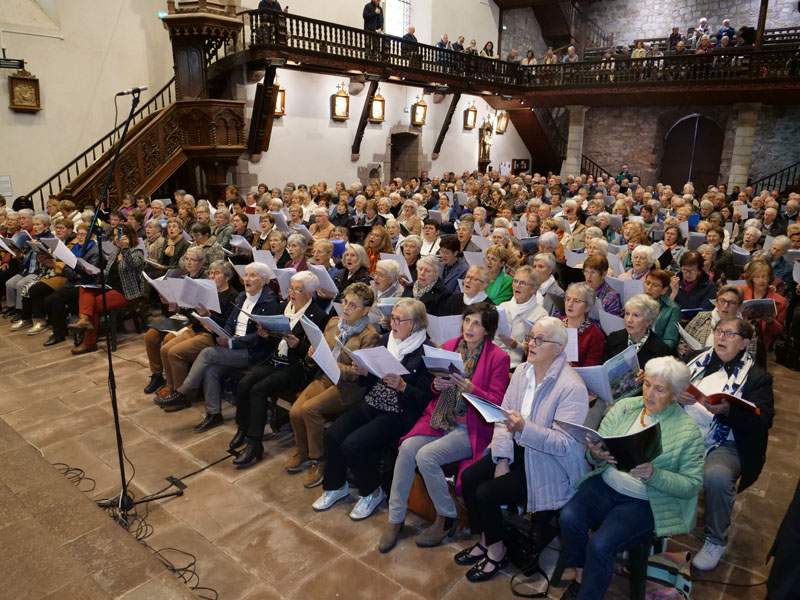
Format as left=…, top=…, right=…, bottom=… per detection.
left=512, top=279, right=535, bottom=287
left=464, top=275, right=486, bottom=284
left=390, top=316, right=411, bottom=324
left=716, top=298, right=739, bottom=307
left=341, top=301, right=364, bottom=311
left=564, top=297, right=586, bottom=304
left=289, top=286, right=306, bottom=294
left=713, top=328, right=743, bottom=340
left=525, top=335, right=561, bottom=347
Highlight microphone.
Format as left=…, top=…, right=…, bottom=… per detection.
left=116, top=86, right=148, bottom=96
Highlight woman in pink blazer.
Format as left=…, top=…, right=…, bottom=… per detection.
left=378, top=302, right=510, bottom=553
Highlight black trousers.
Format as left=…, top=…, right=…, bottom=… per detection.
left=0, top=263, right=20, bottom=299
left=235, top=361, right=302, bottom=443
left=21, top=281, right=56, bottom=319
left=322, top=402, right=416, bottom=497
left=461, top=444, right=527, bottom=545
left=43, top=286, right=80, bottom=338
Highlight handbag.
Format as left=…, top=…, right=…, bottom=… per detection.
left=645, top=551, right=692, bottom=599
left=502, top=509, right=559, bottom=598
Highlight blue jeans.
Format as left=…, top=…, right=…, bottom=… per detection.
left=559, top=475, right=655, bottom=600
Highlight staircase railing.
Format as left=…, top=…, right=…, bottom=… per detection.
left=750, top=160, right=800, bottom=195
left=531, top=107, right=567, bottom=160
left=559, top=1, right=613, bottom=49
left=580, top=155, right=612, bottom=181
left=27, top=78, right=176, bottom=210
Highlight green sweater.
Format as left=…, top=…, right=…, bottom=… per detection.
left=486, top=272, right=513, bottom=305
left=579, top=396, right=704, bottom=537
left=653, top=294, right=681, bottom=349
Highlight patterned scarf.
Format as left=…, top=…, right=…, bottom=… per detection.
left=331, top=315, right=370, bottom=361
left=688, top=348, right=753, bottom=454
left=628, top=328, right=651, bottom=353
left=412, top=278, right=436, bottom=300
left=430, top=337, right=484, bottom=431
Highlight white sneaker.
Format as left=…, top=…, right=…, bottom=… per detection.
left=312, top=483, right=350, bottom=512
left=692, top=540, right=726, bottom=570
left=349, top=487, right=385, bottom=521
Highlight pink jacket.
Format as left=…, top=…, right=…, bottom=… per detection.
left=401, top=335, right=510, bottom=491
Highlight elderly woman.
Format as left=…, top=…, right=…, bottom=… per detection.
left=398, top=200, right=423, bottom=236
left=483, top=245, right=513, bottom=305
left=473, top=206, right=491, bottom=237
left=420, top=219, right=442, bottom=256
left=213, top=208, right=234, bottom=248
left=230, top=212, right=254, bottom=250
left=229, top=271, right=330, bottom=466
left=266, top=230, right=290, bottom=268
left=619, top=231, right=648, bottom=272
left=582, top=255, right=623, bottom=316
left=739, top=226, right=762, bottom=255
left=496, top=265, right=548, bottom=369
left=604, top=294, right=673, bottom=369
left=558, top=357, right=704, bottom=600
left=677, top=317, right=774, bottom=571
left=620, top=245, right=655, bottom=281
left=177, top=201, right=196, bottom=232
left=154, top=217, right=190, bottom=271
left=309, top=206, right=335, bottom=240
left=333, top=244, right=372, bottom=301
left=288, top=204, right=307, bottom=229
left=331, top=199, right=354, bottom=228
left=281, top=232, right=307, bottom=273
left=143, top=218, right=166, bottom=263
left=644, top=269, right=681, bottom=349
left=651, top=224, right=687, bottom=271
left=287, top=283, right=381, bottom=487
left=696, top=243, right=719, bottom=284
left=537, top=230, right=564, bottom=262
left=370, top=258, right=401, bottom=307
left=252, top=214, right=275, bottom=251
left=455, top=317, right=589, bottom=582
left=380, top=302, right=511, bottom=553
left=312, top=298, right=435, bottom=520
left=401, top=235, right=423, bottom=284
left=366, top=225, right=393, bottom=272
left=401, top=254, right=450, bottom=316
left=4, top=214, right=54, bottom=321
left=670, top=250, right=717, bottom=312
left=678, top=285, right=754, bottom=359
left=442, top=264, right=490, bottom=316
left=562, top=282, right=605, bottom=367
left=68, top=224, right=144, bottom=355
left=739, top=260, right=786, bottom=351
left=532, top=252, right=565, bottom=315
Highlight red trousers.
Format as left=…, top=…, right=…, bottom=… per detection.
left=78, top=288, right=135, bottom=345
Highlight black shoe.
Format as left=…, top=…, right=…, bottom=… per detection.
left=43, top=334, right=66, bottom=347
left=4, top=309, right=20, bottom=320
left=455, top=542, right=487, bottom=566
left=465, top=551, right=509, bottom=583
left=193, top=413, right=223, bottom=433
left=143, top=373, right=165, bottom=395
left=229, top=428, right=246, bottom=450
left=232, top=442, right=264, bottom=469
left=559, top=579, right=581, bottom=600
left=160, top=392, right=191, bottom=412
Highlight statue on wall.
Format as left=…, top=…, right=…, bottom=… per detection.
left=479, top=115, right=494, bottom=162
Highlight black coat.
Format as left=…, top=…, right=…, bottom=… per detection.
left=401, top=279, right=451, bottom=317
left=226, top=286, right=281, bottom=365
left=333, top=265, right=372, bottom=301
left=259, top=299, right=331, bottom=368
left=603, top=329, right=675, bottom=366
left=674, top=270, right=717, bottom=311
left=362, top=1, right=383, bottom=31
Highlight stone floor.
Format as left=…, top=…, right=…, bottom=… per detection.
left=0, top=320, right=795, bottom=599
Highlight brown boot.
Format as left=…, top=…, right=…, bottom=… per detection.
left=303, top=460, right=324, bottom=488
left=285, top=452, right=310, bottom=473
left=379, top=522, right=404, bottom=554
left=415, top=515, right=456, bottom=547
left=68, top=315, right=94, bottom=331
left=71, top=343, right=98, bottom=355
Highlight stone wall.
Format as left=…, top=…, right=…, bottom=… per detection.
left=583, top=0, right=800, bottom=46
left=500, top=7, right=548, bottom=60
left=749, top=106, right=800, bottom=182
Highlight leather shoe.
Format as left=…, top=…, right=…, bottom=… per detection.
left=379, top=522, right=404, bottom=554
left=232, top=442, right=264, bottom=469
left=43, top=334, right=65, bottom=347
left=454, top=542, right=487, bottom=566
left=68, top=315, right=93, bottom=331
left=465, top=551, right=509, bottom=583
left=559, top=580, right=581, bottom=600
left=143, top=373, right=165, bottom=395
left=71, top=343, right=98, bottom=355
left=229, top=428, right=246, bottom=450
left=158, top=391, right=191, bottom=412
left=193, top=413, right=223, bottom=433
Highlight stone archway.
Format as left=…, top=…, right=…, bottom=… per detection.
left=659, top=114, right=724, bottom=192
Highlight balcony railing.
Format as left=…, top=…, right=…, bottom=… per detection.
left=750, top=160, right=800, bottom=195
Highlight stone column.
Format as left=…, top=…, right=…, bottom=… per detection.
left=727, top=103, right=761, bottom=192
left=560, top=105, right=588, bottom=179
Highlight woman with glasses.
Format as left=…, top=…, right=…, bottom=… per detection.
left=455, top=317, right=589, bottom=583
left=380, top=302, right=510, bottom=553
left=619, top=245, right=656, bottom=281
left=401, top=255, right=450, bottom=316
left=287, top=283, right=380, bottom=489
left=559, top=357, right=704, bottom=600
left=582, top=255, right=623, bottom=317
left=670, top=250, right=717, bottom=312
left=678, top=285, right=755, bottom=358
left=484, top=245, right=513, bottom=305
left=561, top=282, right=605, bottom=368
left=333, top=244, right=372, bottom=302
left=674, top=317, right=774, bottom=571
left=442, top=264, right=490, bottom=316
left=604, top=294, right=673, bottom=369
left=496, top=266, right=548, bottom=369
left=312, top=298, right=434, bottom=521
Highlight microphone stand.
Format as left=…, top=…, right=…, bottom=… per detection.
left=83, top=91, right=182, bottom=525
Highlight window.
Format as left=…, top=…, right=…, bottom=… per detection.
left=384, top=0, right=410, bottom=38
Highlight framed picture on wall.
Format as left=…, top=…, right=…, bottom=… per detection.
left=9, top=70, right=41, bottom=113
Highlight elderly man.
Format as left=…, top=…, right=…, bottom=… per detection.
left=532, top=252, right=565, bottom=315
left=181, top=223, right=224, bottom=268
left=158, top=262, right=280, bottom=418
left=761, top=206, right=786, bottom=238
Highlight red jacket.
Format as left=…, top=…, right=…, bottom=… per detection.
left=574, top=321, right=605, bottom=367
left=739, top=286, right=787, bottom=350
left=401, top=335, right=510, bottom=492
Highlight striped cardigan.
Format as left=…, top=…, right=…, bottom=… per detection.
left=105, top=247, right=145, bottom=300
left=490, top=353, right=590, bottom=513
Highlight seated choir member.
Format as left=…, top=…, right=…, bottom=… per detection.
left=231, top=271, right=330, bottom=468
left=441, top=264, right=490, bottom=315
left=68, top=224, right=144, bottom=355
left=495, top=265, right=548, bottom=370
left=560, top=282, right=605, bottom=367
left=558, top=357, right=704, bottom=600
left=531, top=253, right=565, bottom=315
left=582, top=254, right=623, bottom=316
left=401, top=255, right=451, bottom=315
left=380, top=302, right=510, bottom=553
left=483, top=245, right=513, bottom=305
left=333, top=244, right=372, bottom=301
left=670, top=250, right=717, bottom=312
left=677, top=317, right=774, bottom=571
left=619, top=245, right=655, bottom=281
left=439, top=234, right=469, bottom=294
left=455, top=317, right=589, bottom=583
left=739, top=259, right=786, bottom=353
left=287, top=283, right=380, bottom=488
left=678, top=285, right=756, bottom=359
left=644, top=269, right=681, bottom=349
left=312, top=299, right=434, bottom=521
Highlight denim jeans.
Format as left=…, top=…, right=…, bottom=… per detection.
left=703, top=440, right=741, bottom=545
left=559, top=474, right=655, bottom=600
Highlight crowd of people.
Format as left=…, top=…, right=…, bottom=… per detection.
left=1, top=163, right=792, bottom=598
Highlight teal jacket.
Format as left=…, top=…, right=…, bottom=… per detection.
left=486, top=272, right=513, bottom=305
left=653, top=294, right=681, bottom=349
left=578, top=396, right=704, bottom=537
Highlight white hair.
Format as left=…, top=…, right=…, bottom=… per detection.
left=539, top=231, right=559, bottom=250
left=246, top=262, right=273, bottom=280
left=375, top=259, right=400, bottom=279
left=644, top=356, right=690, bottom=397
left=417, top=254, right=443, bottom=277
left=292, top=270, right=319, bottom=293
left=625, top=293, right=660, bottom=324
left=631, top=244, right=655, bottom=266
left=535, top=316, right=568, bottom=347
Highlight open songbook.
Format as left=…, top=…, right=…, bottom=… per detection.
left=462, top=392, right=510, bottom=423
left=143, top=273, right=221, bottom=313
left=573, top=345, right=640, bottom=404
left=335, top=341, right=410, bottom=379
left=685, top=383, right=760, bottom=415
left=422, top=345, right=465, bottom=377
left=555, top=419, right=663, bottom=472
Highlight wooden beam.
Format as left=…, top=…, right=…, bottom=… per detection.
left=432, top=92, right=462, bottom=160
left=755, top=0, right=768, bottom=49
left=351, top=79, right=379, bottom=161
left=246, top=64, right=277, bottom=155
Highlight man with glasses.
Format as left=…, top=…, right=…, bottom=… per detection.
left=676, top=316, right=774, bottom=571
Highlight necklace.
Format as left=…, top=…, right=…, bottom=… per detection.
left=640, top=407, right=648, bottom=426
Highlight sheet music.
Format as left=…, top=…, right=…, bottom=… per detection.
left=307, top=263, right=339, bottom=295
left=300, top=315, right=340, bottom=385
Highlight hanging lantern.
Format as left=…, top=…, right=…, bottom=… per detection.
left=331, top=83, right=350, bottom=121
left=369, top=87, right=385, bottom=122
left=274, top=75, right=286, bottom=117
left=463, top=101, right=478, bottom=129
left=496, top=111, right=509, bottom=134
left=411, top=95, right=427, bottom=126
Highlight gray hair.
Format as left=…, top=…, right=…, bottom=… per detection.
left=772, top=235, right=791, bottom=251
left=34, top=214, right=51, bottom=227
left=533, top=252, right=556, bottom=271
left=644, top=356, right=690, bottom=397
left=292, top=270, right=319, bottom=293
left=491, top=226, right=510, bottom=239
left=246, top=262, right=273, bottom=280
left=744, top=226, right=761, bottom=238
left=345, top=243, right=370, bottom=269
left=145, top=218, right=162, bottom=230
left=393, top=298, right=428, bottom=333
left=539, top=231, right=559, bottom=250
left=402, top=234, right=423, bottom=250
left=584, top=226, right=603, bottom=240
left=288, top=233, right=309, bottom=248
left=151, top=199, right=165, bottom=209
left=417, top=254, right=443, bottom=277
left=375, top=259, right=400, bottom=280
left=566, top=282, right=596, bottom=310
left=215, top=208, right=231, bottom=223
left=185, top=246, right=206, bottom=262
left=587, top=237, right=609, bottom=255
left=18, top=208, right=34, bottom=219
left=513, top=265, right=542, bottom=286
left=182, top=193, right=196, bottom=206
left=535, top=316, right=568, bottom=347
left=625, top=293, right=660, bottom=325
left=208, top=260, right=234, bottom=279
left=632, top=244, right=655, bottom=266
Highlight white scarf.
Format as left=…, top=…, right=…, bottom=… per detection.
left=386, top=328, right=427, bottom=362
left=507, top=293, right=538, bottom=320
left=278, top=298, right=312, bottom=357
left=463, top=290, right=488, bottom=305
left=536, top=275, right=556, bottom=305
